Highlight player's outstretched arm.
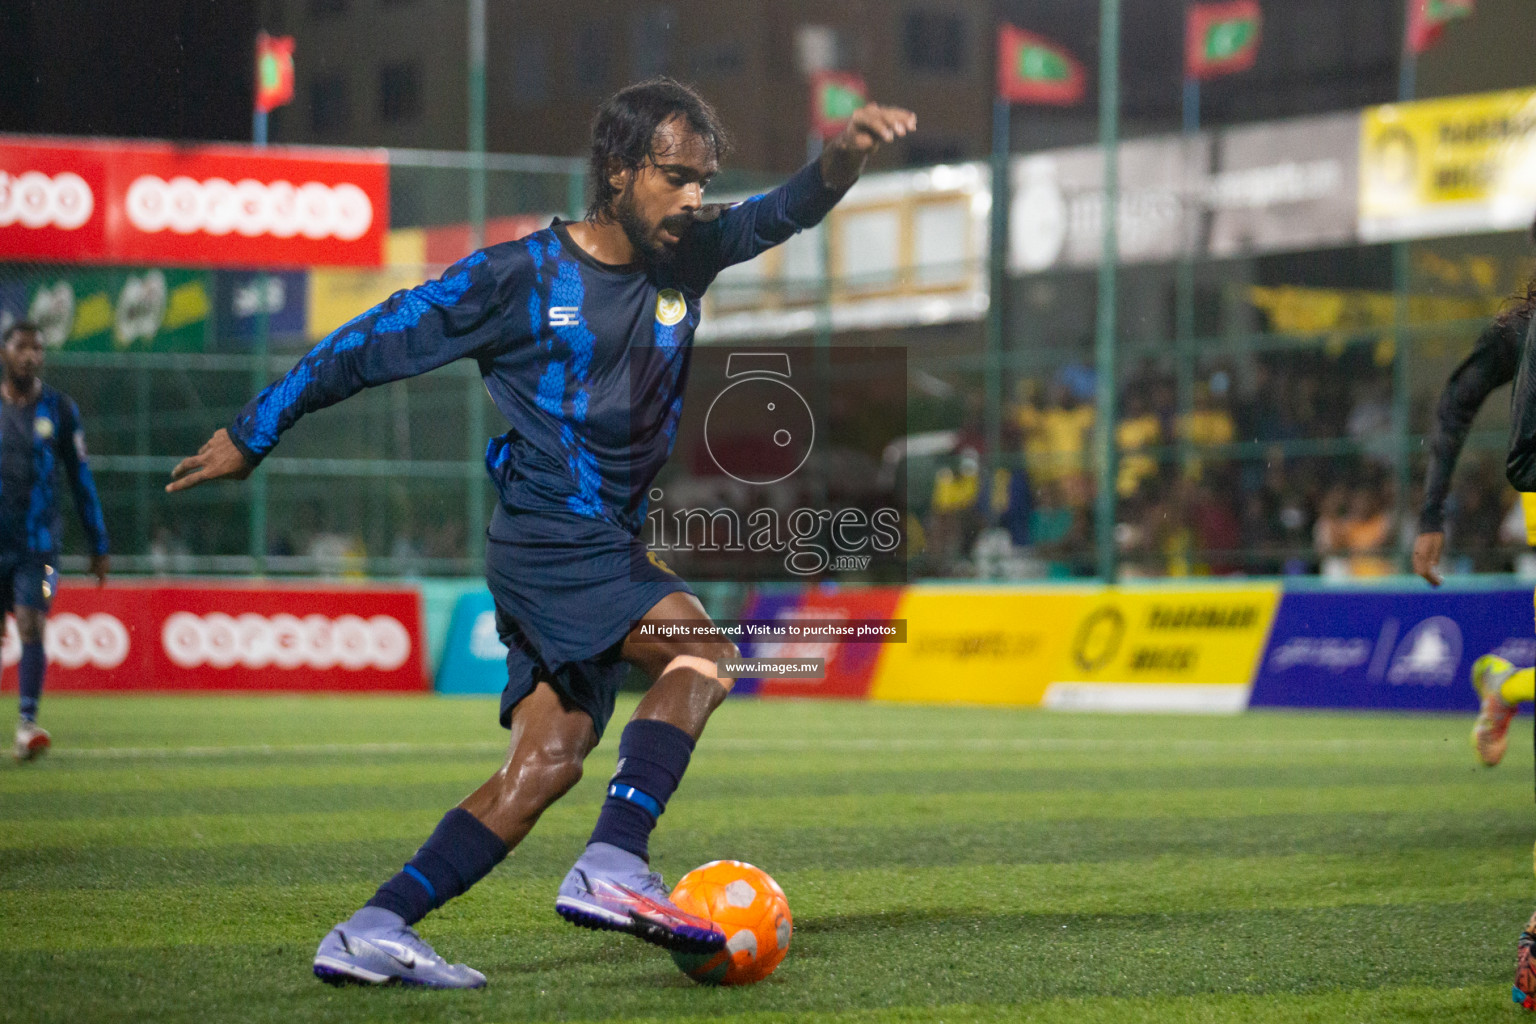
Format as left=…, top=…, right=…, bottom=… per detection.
left=819, top=104, right=918, bottom=191
left=1416, top=317, right=1521, bottom=585
left=166, top=428, right=254, bottom=493
left=1506, top=319, right=1536, bottom=491
left=169, top=250, right=513, bottom=486
left=693, top=102, right=916, bottom=277
left=58, top=396, right=111, bottom=582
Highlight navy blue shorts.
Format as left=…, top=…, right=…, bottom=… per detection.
left=0, top=552, right=58, bottom=615
left=488, top=508, right=691, bottom=738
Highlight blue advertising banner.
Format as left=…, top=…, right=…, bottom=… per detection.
left=434, top=591, right=509, bottom=695
left=1249, top=589, right=1536, bottom=711
left=214, top=270, right=308, bottom=345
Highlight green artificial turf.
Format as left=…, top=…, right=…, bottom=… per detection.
left=1, top=694, right=1531, bottom=1022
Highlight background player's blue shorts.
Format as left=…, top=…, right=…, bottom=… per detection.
left=487, top=508, right=692, bottom=738
left=0, top=552, right=58, bottom=615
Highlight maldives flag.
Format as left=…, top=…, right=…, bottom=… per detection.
left=255, top=33, right=295, bottom=113
left=810, top=71, right=867, bottom=140
left=1407, top=0, right=1475, bottom=54
left=1185, top=1, right=1262, bottom=80
left=997, top=25, right=1085, bottom=105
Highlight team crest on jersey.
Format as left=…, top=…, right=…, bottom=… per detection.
left=33, top=417, right=53, bottom=441
left=655, top=289, right=687, bottom=327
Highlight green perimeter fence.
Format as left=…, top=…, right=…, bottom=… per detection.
left=1, top=149, right=1531, bottom=584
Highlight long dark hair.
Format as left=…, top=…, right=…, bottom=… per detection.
left=1500, top=271, right=1536, bottom=326
left=585, top=77, right=730, bottom=222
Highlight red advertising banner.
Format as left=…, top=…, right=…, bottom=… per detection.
left=0, top=580, right=426, bottom=692
left=0, top=136, right=388, bottom=268
left=742, top=586, right=905, bottom=700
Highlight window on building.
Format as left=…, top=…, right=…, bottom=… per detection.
left=628, top=5, right=675, bottom=80
left=688, top=39, right=744, bottom=79
left=905, top=138, right=965, bottom=166
left=379, top=62, right=421, bottom=124
left=573, top=23, right=614, bottom=92
left=308, top=0, right=347, bottom=17
left=310, top=73, right=350, bottom=135
left=902, top=10, right=965, bottom=73
left=510, top=31, right=549, bottom=106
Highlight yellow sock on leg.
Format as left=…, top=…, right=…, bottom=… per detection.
left=1502, top=668, right=1536, bottom=706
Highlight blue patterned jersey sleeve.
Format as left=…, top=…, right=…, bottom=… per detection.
left=228, top=250, right=509, bottom=464
left=688, top=160, right=849, bottom=282
left=58, top=397, right=109, bottom=556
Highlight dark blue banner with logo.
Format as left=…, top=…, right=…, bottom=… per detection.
left=1248, top=588, right=1535, bottom=712
left=214, top=270, right=308, bottom=346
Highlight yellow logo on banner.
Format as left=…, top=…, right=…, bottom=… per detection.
left=1360, top=88, right=1536, bottom=241
left=1059, top=586, right=1280, bottom=686
left=656, top=289, right=687, bottom=327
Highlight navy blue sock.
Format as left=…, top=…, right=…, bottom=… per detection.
left=18, top=640, right=43, bottom=721
left=588, top=719, right=695, bottom=862
left=366, top=808, right=508, bottom=925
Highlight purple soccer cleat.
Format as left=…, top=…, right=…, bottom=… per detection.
left=555, top=842, right=725, bottom=954
left=312, top=907, right=485, bottom=989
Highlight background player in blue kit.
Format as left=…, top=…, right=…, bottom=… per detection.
left=0, top=321, right=110, bottom=762
left=167, top=78, right=915, bottom=989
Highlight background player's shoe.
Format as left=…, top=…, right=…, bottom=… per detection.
left=1472, top=655, right=1518, bottom=766
left=1515, top=909, right=1536, bottom=1009
left=555, top=842, right=726, bottom=954
left=13, top=718, right=50, bottom=762
left=312, top=907, right=485, bottom=989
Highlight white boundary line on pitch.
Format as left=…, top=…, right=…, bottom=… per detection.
left=47, top=735, right=1455, bottom=760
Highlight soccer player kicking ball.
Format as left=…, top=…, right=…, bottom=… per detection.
left=1413, top=244, right=1536, bottom=768
left=167, top=78, right=914, bottom=989
left=0, top=322, right=110, bottom=761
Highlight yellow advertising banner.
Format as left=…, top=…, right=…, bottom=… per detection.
left=306, top=228, right=432, bottom=339
left=1043, top=585, right=1281, bottom=713
left=1360, top=88, right=1536, bottom=242
left=869, top=584, right=1281, bottom=713
left=869, top=587, right=1094, bottom=706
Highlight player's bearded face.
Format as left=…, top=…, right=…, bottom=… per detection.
left=2, top=331, right=43, bottom=386
left=614, top=119, right=718, bottom=270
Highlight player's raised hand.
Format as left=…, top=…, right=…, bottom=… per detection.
left=821, top=103, right=917, bottom=189
left=165, top=429, right=254, bottom=493
left=1412, top=530, right=1444, bottom=587
left=840, top=104, right=917, bottom=153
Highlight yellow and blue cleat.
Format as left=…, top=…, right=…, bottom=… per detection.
left=1471, top=655, right=1518, bottom=767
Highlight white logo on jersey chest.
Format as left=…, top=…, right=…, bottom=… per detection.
left=549, top=306, right=580, bottom=327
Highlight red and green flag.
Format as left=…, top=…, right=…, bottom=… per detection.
left=1407, top=0, right=1475, bottom=54
left=996, top=25, right=1085, bottom=106
left=255, top=33, right=295, bottom=114
left=1185, top=1, right=1262, bottom=81
left=810, top=71, right=867, bottom=140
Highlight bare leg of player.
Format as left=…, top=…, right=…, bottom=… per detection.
left=554, top=591, right=737, bottom=952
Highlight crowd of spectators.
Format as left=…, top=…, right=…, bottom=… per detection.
left=915, top=345, right=1519, bottom=581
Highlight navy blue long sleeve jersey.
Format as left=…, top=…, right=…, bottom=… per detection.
left=1419, top=311, right=1526, bottom=531
left=228, top=159, right=847, bottom=534
left=0, top=383, right=109, bottom=557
